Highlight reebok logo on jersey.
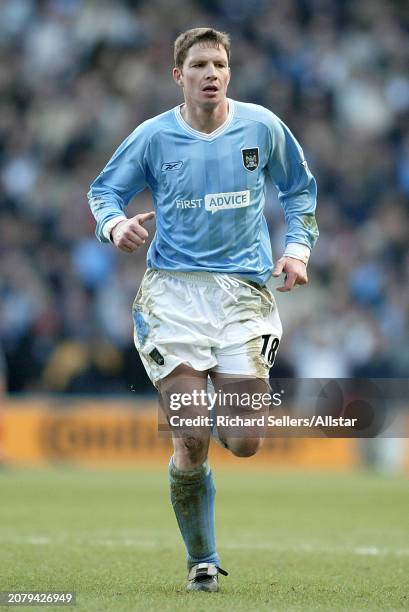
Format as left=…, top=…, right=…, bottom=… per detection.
left=205, top=190, right=251, bottom=214
left=161, top=161, right=183, bottom=171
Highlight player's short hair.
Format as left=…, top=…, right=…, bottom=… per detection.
left=174, top=27, right=231, bottom=68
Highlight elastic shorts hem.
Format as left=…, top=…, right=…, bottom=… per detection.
left=149, top=357, right=218, bottom=386
left=210, top=366, right=270, bottom=378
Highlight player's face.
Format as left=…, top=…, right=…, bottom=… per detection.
left=173, top=43, right=230, bottom=108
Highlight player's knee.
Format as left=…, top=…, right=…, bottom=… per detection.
left=228, top=437, right=263, bottom=457
left=176, top=435, right=208, bottom=465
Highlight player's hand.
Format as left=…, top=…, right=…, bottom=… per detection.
left=111, top=211, right=155, bottom=253
left=272, top=256, right=308, bottom=292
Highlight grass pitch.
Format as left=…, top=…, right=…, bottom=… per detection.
left=0, top=465, right=408, bottom=611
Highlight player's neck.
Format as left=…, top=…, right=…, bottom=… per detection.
left=181, top=100, right=229, bottom=134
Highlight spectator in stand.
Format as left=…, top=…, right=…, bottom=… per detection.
left=0, top=0, right=408, bottom=391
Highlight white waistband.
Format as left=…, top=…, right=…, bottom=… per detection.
left=147, top=269, right=273, bottom=306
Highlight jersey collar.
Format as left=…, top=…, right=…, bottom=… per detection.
left=174, top=99, right=235, bottom=141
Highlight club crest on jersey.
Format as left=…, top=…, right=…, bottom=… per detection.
left=242, top=148, right=259, bottom=172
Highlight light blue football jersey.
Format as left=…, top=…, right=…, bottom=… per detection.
left=88, top=100, right=318, bottom=284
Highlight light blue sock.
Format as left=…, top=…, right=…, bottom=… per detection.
left=169, top=457, right=220, bottom=569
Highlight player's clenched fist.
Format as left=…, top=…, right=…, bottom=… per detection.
left=111, top=211, right=155, bottom=253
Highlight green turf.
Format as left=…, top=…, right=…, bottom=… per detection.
left=0, top=466, right=408, bottom=611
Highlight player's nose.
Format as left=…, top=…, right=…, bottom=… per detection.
left=204, top=63, right=217, bottom=78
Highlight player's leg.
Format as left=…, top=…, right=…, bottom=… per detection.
left=132, top=270, right=229, bottom=589
left=157, top=364, right=222, bottom=582
left=211, top=276, right=282, bottom=457
left=209, top=371, right=270, bottom=457
left=158, top=363, right=211, bottom=468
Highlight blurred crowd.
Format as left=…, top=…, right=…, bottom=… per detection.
left=0, top=0, right=408, bottom=393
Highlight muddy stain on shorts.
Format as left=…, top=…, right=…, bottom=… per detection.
left=132, top=279, right=153, bottom=346
left=246, top=336, right=269, bottom=379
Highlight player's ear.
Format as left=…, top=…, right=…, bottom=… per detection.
left=173, top=66, right=183, bottom=88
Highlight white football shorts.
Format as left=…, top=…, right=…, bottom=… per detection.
left=132, top=269, right=283, bottom=385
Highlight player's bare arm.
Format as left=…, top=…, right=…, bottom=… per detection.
left=272, top=256, right=308, bottom=292
left=111, top=212, right=155, bottom=253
